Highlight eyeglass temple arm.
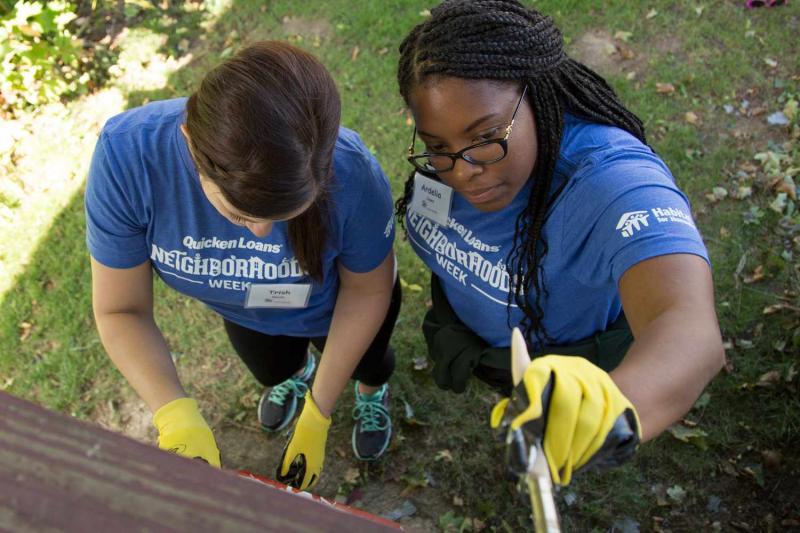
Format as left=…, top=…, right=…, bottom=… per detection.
left=505, top=84, right=529, bottom=137
left=407, top=127, right=417, bottom=156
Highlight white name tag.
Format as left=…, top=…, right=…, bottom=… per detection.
left=410, top=172, right=453, bottom=227
left=245, top=283, right=312, bottom=309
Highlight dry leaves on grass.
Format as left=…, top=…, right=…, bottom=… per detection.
left=655, top=82, right=675, bottom=94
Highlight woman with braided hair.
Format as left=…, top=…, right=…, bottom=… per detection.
left=397, top=0, right=724, bottom=486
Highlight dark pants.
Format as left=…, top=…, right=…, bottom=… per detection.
left=224, top=278, right=401, bottom=388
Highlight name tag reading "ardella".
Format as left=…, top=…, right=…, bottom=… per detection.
left=410, top=172, right=453, bottom=227
left=245, top=283, right=312, bottom=309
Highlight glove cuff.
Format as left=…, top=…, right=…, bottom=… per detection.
left=153, top=397, right=205, bottom=433
left=302, top=391, right=332, bottom=428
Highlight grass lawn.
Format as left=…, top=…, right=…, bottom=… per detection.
left=1, top=0, right=798, bottom=530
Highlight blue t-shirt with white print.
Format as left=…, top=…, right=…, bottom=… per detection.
left=406, top=113, right=709, bottom=348
left=86, top=98, right=395, bottom=337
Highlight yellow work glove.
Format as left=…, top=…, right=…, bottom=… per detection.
left=276, top=391, right=331, bottom=490
left=491, top=355, right=641, bottom=486
left=153, top=397, right=221, bottom=468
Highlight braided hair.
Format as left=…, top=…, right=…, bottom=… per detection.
left=396, top=0, right=647, bottom=348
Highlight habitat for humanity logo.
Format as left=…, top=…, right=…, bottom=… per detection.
left=616, top=211, right=650, bottom=238
left=616, top=207, right=696, bottom=238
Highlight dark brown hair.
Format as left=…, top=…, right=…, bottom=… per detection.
left=186, top=41, right=341, bottom=280
left=396, top=0, right=647, bottom=347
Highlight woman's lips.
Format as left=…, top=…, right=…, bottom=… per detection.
left=461, top=184, right=500, bottom=204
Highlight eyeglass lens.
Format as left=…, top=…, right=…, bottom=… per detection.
left=419, top=142, right=505, bottom=172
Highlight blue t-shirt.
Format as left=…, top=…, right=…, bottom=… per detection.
left=86, top=98, right=395, bottom=337
left=406, top=114, right=709, bottom=348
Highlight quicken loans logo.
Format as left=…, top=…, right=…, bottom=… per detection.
left=616, top=211, right=650, bottom=238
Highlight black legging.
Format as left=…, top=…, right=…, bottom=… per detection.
left=224, top=278, right=401, bottom=388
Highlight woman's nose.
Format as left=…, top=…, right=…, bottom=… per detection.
left=449, top=157, right=481, bottom=185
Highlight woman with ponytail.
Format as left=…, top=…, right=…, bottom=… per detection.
left=86, top=41, right=398, bottom=491
left=397, top=0, right=723, bottom=486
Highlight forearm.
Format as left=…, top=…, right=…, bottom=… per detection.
left=311, top=284, right=392, bottom=417
left=95, top=312, right=186, bottom=413
left=610, top=306, right=724, bottom=441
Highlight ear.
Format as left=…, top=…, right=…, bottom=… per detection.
left=510, top=327, right=531, bottom=387
left=179, top=123, right=190, bottom=141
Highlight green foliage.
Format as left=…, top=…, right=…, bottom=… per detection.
left=0, top=1, right=84, bottom=113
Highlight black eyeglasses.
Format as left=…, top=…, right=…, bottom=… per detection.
left=407, top=85, right=528, bottom=174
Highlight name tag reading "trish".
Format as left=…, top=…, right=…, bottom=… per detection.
left=410, top=172, right=453, bottom=227
left=245, top=284, right=312, bottom=309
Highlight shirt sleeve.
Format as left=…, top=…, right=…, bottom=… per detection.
left=84, top=132, right=150, bottom=268
left=561, top=152, right=710, bottom=288
left=336, top=151, right=395, bottom=273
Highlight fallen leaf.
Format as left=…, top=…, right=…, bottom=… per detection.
left=18, top=322, right=32, bottom=342
left=667, top=425, right=709, bottom=450
left=786, top=365, right=797, bottom=383
left=351, top=46, right=360, bottom=61
left=693, top=392, right=711, bottom=410
left=743, top=265, right=764, bottom=284
left=614, top=30, right=633, bottom=42
left=412, top=356, right=429, bottom=371
left=774, top=176, right=797, bottom=200
left=646, top=9, right=658, bottom=19
left=377, top=47, right=389, bottom=55
left=767, top=112, right=790, bottom=126
left=742, top=464, right=765, bottom=487
left=764, top=57, right=777, bottom=68
left=735, top=186, right=753, bottom=199
left=756, top=370, right=781, bottom=387
left=666, top=484, right=686, bottom=502
left=656, top=82, right=676, bottom=94
left=611, top=517, right=640, bottom=533
left=344, top=467, right=360, bottom=484
left=769, top=192, right=788, bottom=213
left=618, top=45, right=635, bottom=60
left=401, top=399, right=430, bottom=426
left=695, top=5, right=705, bottom=16
left=452, top=495, right=464, bottom=507
left=784, top=99, right=798, bottom=120
left=651, top=484, right=669, bottom=506
left=720, top=227, right=731, bottom=238
left=705, top=186, right=728, bottom=203
left=419, top=9, right=431, bottom=16
left=684, top=111, right=700, bottom=125
left=382, top=500, right=418, bottom=521
left=762, top=303, right=790, bottom=315
left=720, top=459, right=739, bottom=477
left=435, top=449, right=453, bottom=462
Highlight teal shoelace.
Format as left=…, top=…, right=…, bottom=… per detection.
left=267, top=376, right=309, bottom=406
left=353, top=387, right=389, bottom=432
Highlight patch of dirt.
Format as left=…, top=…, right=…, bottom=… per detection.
left=217, top=425, right=450, bottom=531
left=93, top=391, right=156, bottom=444
left=280, top=16, right=333, bottom=40
left=568, top=29, right=643, bottom=80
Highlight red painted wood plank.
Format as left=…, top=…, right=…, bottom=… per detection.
left=0, top=391, right=400, bottom=532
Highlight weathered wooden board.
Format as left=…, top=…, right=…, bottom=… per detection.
left=0, top=391, right=399, bottom=532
